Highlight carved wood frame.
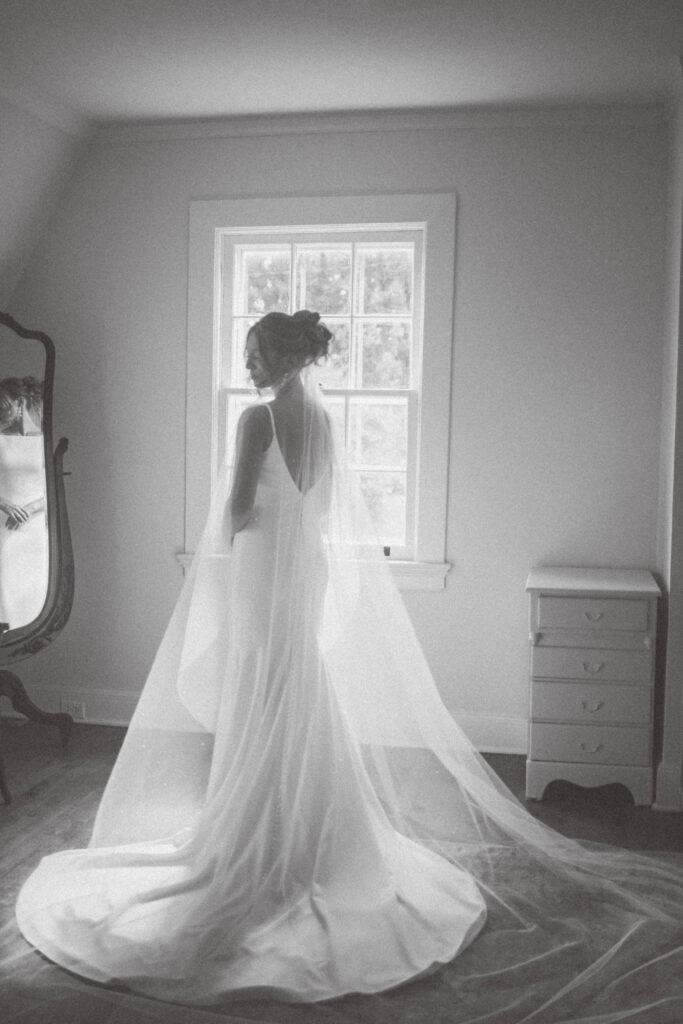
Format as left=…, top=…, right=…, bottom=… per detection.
left=0, top=312, right=74, bottom=665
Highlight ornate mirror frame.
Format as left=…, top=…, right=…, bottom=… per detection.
left=0, top=312, right=74, bottom=665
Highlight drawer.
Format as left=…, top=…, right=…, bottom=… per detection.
left=533, top=630, right=653, bottom=651
left=529, top=723, right=650, bottom=766
left=531, top=681, right=651, bottom=725
left=536, top=596, right=649, bottom=632
left=531, top=646, right=653, bottom=683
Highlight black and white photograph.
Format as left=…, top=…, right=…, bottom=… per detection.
left=1, top=2, right=683, bottom=1022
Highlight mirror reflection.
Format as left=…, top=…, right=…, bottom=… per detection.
left=0, top=328, right=47, bottom=631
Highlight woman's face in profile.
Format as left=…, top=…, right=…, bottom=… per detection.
left=245, top=331, right=271, bottom=389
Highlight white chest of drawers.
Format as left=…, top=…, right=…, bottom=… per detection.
left=525, top=567, right=661, bottom=806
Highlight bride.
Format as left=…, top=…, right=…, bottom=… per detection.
left=0, top=376, right=48, bottom=630
left=15, top=312, right=683, bottom=1019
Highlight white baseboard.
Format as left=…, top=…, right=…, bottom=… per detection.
left=450, top=711, right=528, bottom=754
left=1, top=685, right=140, bottom=728
left=1, top=685, right=528, bottom=754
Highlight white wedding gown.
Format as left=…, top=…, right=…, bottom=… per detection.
left=16, top=401, right=485, bottom=1002
left=0, top=432, right=48, bottom=630
left=14, top=385, right=683, bottom=1020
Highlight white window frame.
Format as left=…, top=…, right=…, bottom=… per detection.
left=186, top=193, right=456, bottom=590
left=220, top=227, right=422, bottom=559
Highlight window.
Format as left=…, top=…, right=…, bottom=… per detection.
left=187, top=194, right=456, bottom=589
left=218, top=230, right=422, bottom=556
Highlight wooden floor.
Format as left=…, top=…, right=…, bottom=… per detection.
left=0, top=719, right=125, bottom=926
left=1, top=717, right=682, bottom=1023
left=1, top=718, right=681, bottom=899
left=485, top=750, right=683, bottom=852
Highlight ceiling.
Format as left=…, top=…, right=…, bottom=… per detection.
left=1, top=0, right=683, bottom=131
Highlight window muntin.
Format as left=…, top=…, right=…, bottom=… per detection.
left=218, top=230, right=422, bottom=556
left=187, top=193, right=455, bottom=580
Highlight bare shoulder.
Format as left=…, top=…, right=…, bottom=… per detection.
left=237, top=403, right=273, bottom=449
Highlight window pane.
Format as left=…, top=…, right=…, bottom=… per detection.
left=239, top=249, right=290, bottom=314
left=228, top=317, right=257, bottom=386
left=358, top=471, right=406, bottom=546
left=324, top=395, right=346, bottom=450
left=316, top=321, right=350, bottom=389
left=348, top=398, right=407, bottom=469
left=357, top=246, right=413, bottom=314
left=296, top=248, right=351, bottom=315
left=225, top=394, right=257, bottom=466
left=221, top=233, right=420, bottom=556
left=359, top=321, right=411, bottom=388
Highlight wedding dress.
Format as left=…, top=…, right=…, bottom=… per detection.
left=0, top=431, right=48, bottom=630
left=14, top=376, right=683, bottom=1019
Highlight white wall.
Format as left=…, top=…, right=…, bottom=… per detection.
left=8, top=106, right=670, bottom=751
left=0, top=96, right=87, bottom=307
left=656, top=89, right=683, bottom=809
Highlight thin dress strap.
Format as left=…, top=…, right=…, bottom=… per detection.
left=264, top=402, right=276, bottom=448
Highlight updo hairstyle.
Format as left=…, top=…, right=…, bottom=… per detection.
left=251, top=310, right=332, bottom=378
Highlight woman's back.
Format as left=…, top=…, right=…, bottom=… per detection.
left=268, top=390, right=332, bottom=496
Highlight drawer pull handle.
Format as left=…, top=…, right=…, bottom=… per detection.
left=581, top=661, right=605, bottom=675
left=579, top=742, right=603, bottom=754
left=581, top=700, right=604, bottom=712
left=583, top=610, right=604, bottom=622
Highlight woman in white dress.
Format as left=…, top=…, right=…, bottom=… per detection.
left=0, top=377, right=47, bottom=630
left=14, top=314, right=683, bottom=1020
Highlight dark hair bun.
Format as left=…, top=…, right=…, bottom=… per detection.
left=0, top=376, right=42, bottom=404
left=255, top=310, right=332, bottom=368
left=292, top=310, right=332, bottom=363
left=21, top=377, right=43, bottom=407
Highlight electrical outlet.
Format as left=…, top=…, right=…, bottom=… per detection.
left=60, top=698, right=85, bottom=720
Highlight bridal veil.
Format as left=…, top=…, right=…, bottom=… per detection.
left=13, top=367, right=683, bottom=1021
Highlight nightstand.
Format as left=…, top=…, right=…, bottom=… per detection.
left=525, top=567, right=660, bottom=806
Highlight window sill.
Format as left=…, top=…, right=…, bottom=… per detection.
left=388, top=560, right=451, bottom=591
left=175, top=553, right=450, bottom=592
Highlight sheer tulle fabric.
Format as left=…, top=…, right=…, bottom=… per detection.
left=14, top=374, right=683, bottom=1020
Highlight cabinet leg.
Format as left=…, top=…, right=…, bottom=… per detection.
left=525, top=758, right=654, bottom=807
left=525, top=759, right=551, bottom=801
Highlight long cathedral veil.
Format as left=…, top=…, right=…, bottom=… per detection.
left=12, top=367, right=683, bottom=1019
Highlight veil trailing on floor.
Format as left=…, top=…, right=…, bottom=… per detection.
left=12, top=369, right=683, bottom=1020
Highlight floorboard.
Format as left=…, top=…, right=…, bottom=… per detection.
left=1, top=718, right=681, bottom=1023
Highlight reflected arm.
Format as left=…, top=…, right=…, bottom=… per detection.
left=24, top=497, right=46, bottom=516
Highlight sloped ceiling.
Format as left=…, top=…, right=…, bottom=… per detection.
left=1, top=0, right=682, bottom=307
left=0, top=0, right=682, bottom=131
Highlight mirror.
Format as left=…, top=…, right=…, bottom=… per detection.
left=0, top=328, right=49, bottom=630
left=0, top=312, right=74, bottom=803
left=0, top=313, right=73, bottom=659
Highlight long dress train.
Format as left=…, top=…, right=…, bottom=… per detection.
left=15, top=399, right=485, bottom=1002
left=13, top=381, right=683, bottom=1020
